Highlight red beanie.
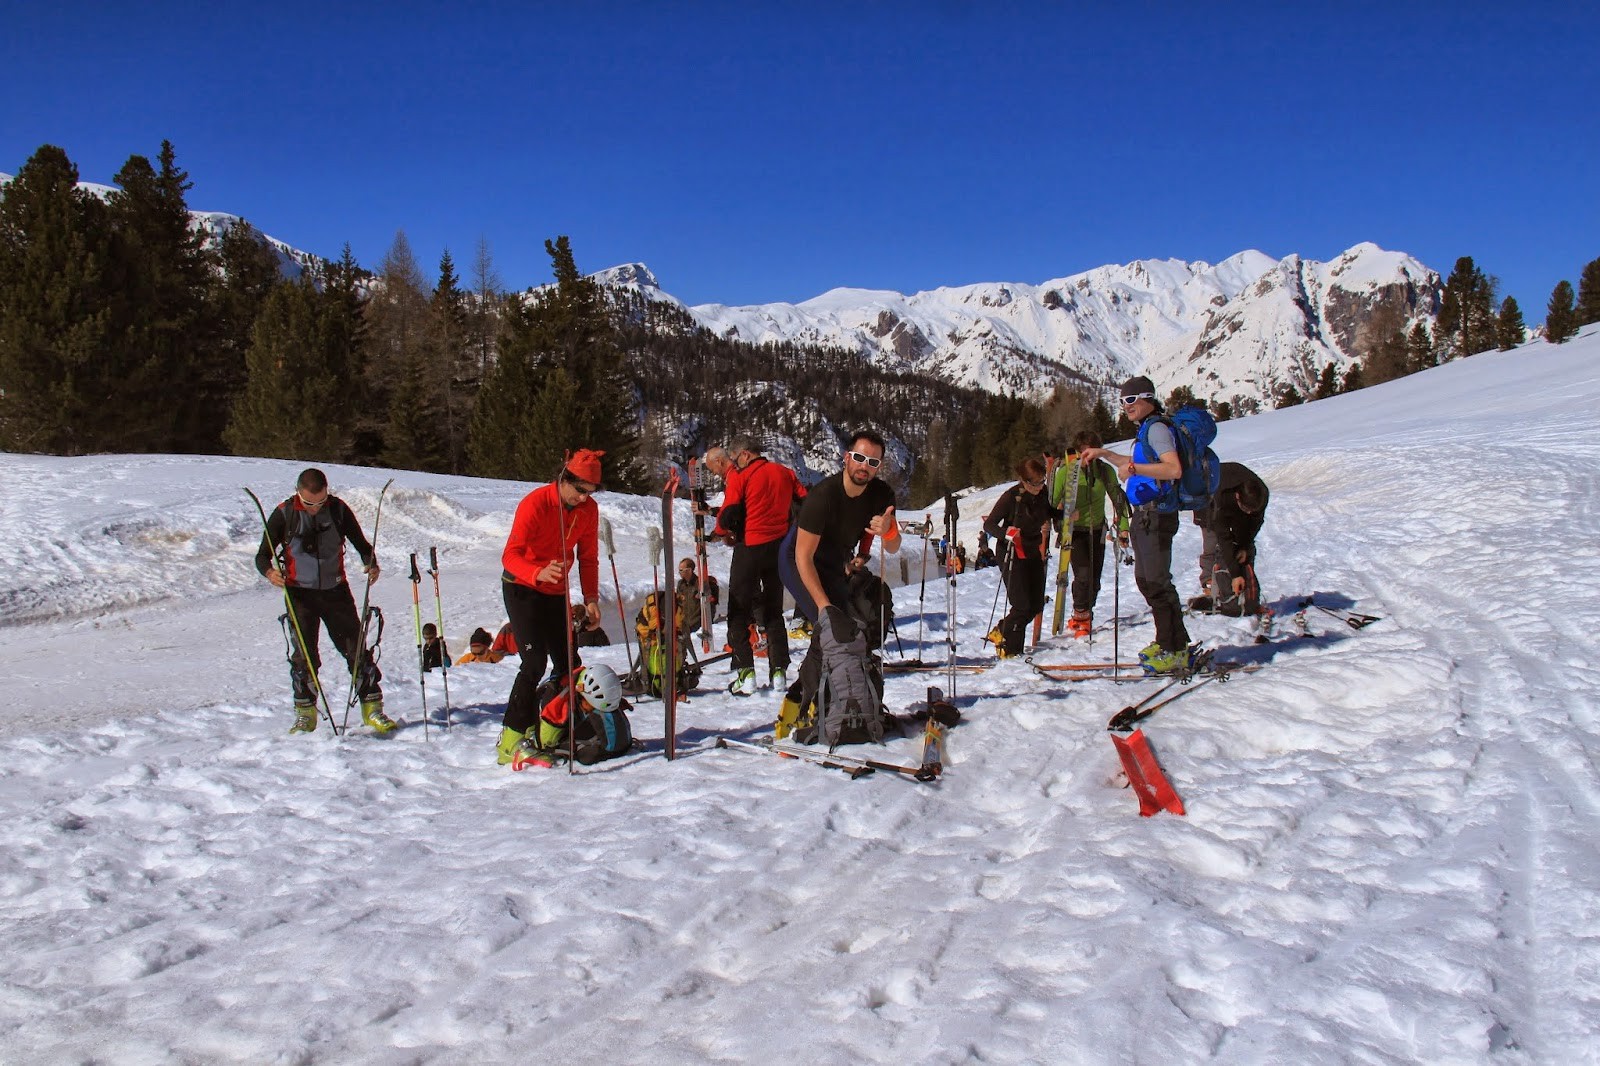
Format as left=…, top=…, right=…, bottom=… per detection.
left=565, top=448, right=605, bottom=486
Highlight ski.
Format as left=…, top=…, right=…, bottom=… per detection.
left=662, top=467, right=682, bottom=760
left=1050, top=456, right=1082, bottom=635
left=341, top=477, right=394, bottom=733
left=714, top=736, right=873, bottom=779
left=688, top=457, right=715, bottom=654
left=716, top=736, right=943, bottom=782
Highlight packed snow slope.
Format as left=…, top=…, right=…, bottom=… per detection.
left=1, top=327, right=1598, bottom=1064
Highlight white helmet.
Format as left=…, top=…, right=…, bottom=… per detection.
left=575, top=663, right=623, bottom=713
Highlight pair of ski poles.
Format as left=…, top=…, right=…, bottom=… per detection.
left=408, top=547, right=454, bottom=738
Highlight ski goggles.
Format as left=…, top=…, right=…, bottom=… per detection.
left=1119, top=392, right=1155, bottom=406
left=846, top=451, right=883, bottom=468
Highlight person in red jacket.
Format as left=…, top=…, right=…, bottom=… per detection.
left=493, top=449, right=605, bottom=765
left=719, top=437, right=806, bottom=695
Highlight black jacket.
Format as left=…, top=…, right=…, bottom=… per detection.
left=982, top=485, right=1062, bottom=561
left=1195, top=462, right=1269, bottom=579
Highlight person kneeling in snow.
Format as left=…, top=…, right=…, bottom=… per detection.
left=1188, top=461, right=1270, bottom=617
left=505, top=664, right=633, bottom=769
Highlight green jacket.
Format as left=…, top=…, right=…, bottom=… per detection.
left=1051, top=456, right=1129, bottom=533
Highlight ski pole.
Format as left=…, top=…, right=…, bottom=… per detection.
left=599, top=517, right=636, bottom=679
left=561, top=500, right=581, bottom=776
left=1112, top=525, right=1122, bottom=681
left=428, top=546, right=453, bottom=731
left=246, top=488, right=340, bottom=735
left=408, top=553, right=430, bottom=740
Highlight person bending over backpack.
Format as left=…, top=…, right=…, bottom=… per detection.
left=1189, top=461, right=1270, bottom=616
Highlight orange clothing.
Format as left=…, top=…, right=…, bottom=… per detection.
left=501, top=482, right=600, bottom=602
left=455, top=649, right=505, bottom=665
left=720, top=456, right=805, bottom=546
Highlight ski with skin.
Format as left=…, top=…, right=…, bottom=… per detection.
left=716, top=736, right=874, bottom=778
left=1051, top=456, right=1083, bottom=636
left=1032, top=455, right=1058, bottom=648
left=340, top=477, right=394, bottom=733
left=688, top=458, right=715, bottom=654
left=662, top=468, right=682, bottom=760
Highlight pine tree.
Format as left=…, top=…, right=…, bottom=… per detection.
left=1495, top=296, right=1526, bottom=350
left=1546, top=281, right=1578, bottom=344
left=367, top=230, right=439, bottom=469
left=211, top=220, right=284, bottom=432
left=224, top=279, right=348, bottom=460
left=1340, top=362, right=1365, bottom=394
left=469, top=236, right=643, bottom=488
left=1274, top=384, right=1304, bottom=409
left=103, top=141, right=216, bottom=452
left=1313, top=363, right=1340, bottom=400
left=1436, top=257, right=1498, bottom=358
left=1576, top=257, right=1600, bottom=327
left=430, top=249, right=473, bottom=472
left=1363, top=324, right=1409, bottom=386
left=0, top=144, right=118, bottom=453
left=1406, top=322, right=1434, bottom=374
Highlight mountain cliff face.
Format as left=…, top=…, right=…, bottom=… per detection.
left=596, top=243, right=1441, bottom=411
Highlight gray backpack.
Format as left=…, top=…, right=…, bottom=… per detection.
left=815, top=606, right=883, bottom=747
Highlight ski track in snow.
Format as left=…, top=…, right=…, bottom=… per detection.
left=2, top=329, right=1599, bottom=1063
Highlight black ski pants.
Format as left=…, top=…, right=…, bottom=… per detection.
left=1069, top=525, right=1110, bottom=615
left=999, top=555, right=1047, bottom=655
left=502, top=581, right=578, bottom=736
left=285, top=583, right=381, bottom=702
left=728, top=538, right=790, bottom=672
left=1131, top=510, right=1189, bottom=653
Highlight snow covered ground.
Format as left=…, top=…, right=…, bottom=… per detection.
left=2, top=327, right=1599, bottom=1064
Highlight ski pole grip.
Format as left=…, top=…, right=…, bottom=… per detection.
left=409, top=553, right=421, bottom=583
left=429, top=546, right=439, bottom=572
left=599, top=516, right=616, bottom=557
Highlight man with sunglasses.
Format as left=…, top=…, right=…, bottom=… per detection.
left=780, top=430, right=900, bottom=745
left=1080, top=377, right=1195, bottom=675
left=493, top=449, right=605, bottom=766
left=717, top=438, right=804, bottom=695
left=255, top=468, right=392, bottom=734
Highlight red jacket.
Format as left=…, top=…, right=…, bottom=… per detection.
left=721, top=456, right=805, bottom=547
left=502, top=482, right=600, bottom=601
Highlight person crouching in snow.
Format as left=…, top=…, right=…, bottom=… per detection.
left=509, top=663, right=631, bottom=769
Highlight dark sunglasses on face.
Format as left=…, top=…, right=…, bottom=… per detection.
left=564, top=477, right=598, bottom=496
left=1025, top=478, right=1045, bottom=489
left=1120, top=393, right=1154, bottom=407
left=847, top=451, right=883, bottom=469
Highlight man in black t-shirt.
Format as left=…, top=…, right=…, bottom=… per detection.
left=779, top=430, right=900, bottom=745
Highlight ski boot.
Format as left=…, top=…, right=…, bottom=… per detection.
left=1067, top=611, right=1093, bottom=638
left=729, top=668, right=757, bottom=696
left=361, top=697, right=398, bottom=735
left=1139, top=642, right=1196, bottom=676
left=768, top=666, right=787, bottom=691
left=495, top=726, right=525, bottom=766
left=290, top=701, right=318, bottom=734
left=511, top=735, right=561, bottom=770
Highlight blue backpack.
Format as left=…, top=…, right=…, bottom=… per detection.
left=1136, top=405, right=1221, bottom=511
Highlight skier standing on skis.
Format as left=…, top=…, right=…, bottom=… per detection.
left=718, top=438, right=805, bottom=696
left=981, top=457, right=1062, bottom=658
left=780, top=430, right=901, bottom=745
left=1056, top=431, right=1130, bottom=637
left=1080, top=377, right=1195, bottom=674
left=1189, top=461, right=1270, bottom=616
left=493, top=449, right=604, bottom=766
left=254, top=468, right=394, bottom=735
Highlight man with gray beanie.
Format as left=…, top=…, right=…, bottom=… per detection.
left=1080, top=376, right=1195, bottom=674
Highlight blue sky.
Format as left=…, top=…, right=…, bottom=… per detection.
left=4, top=3, right=1596, bottom=319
